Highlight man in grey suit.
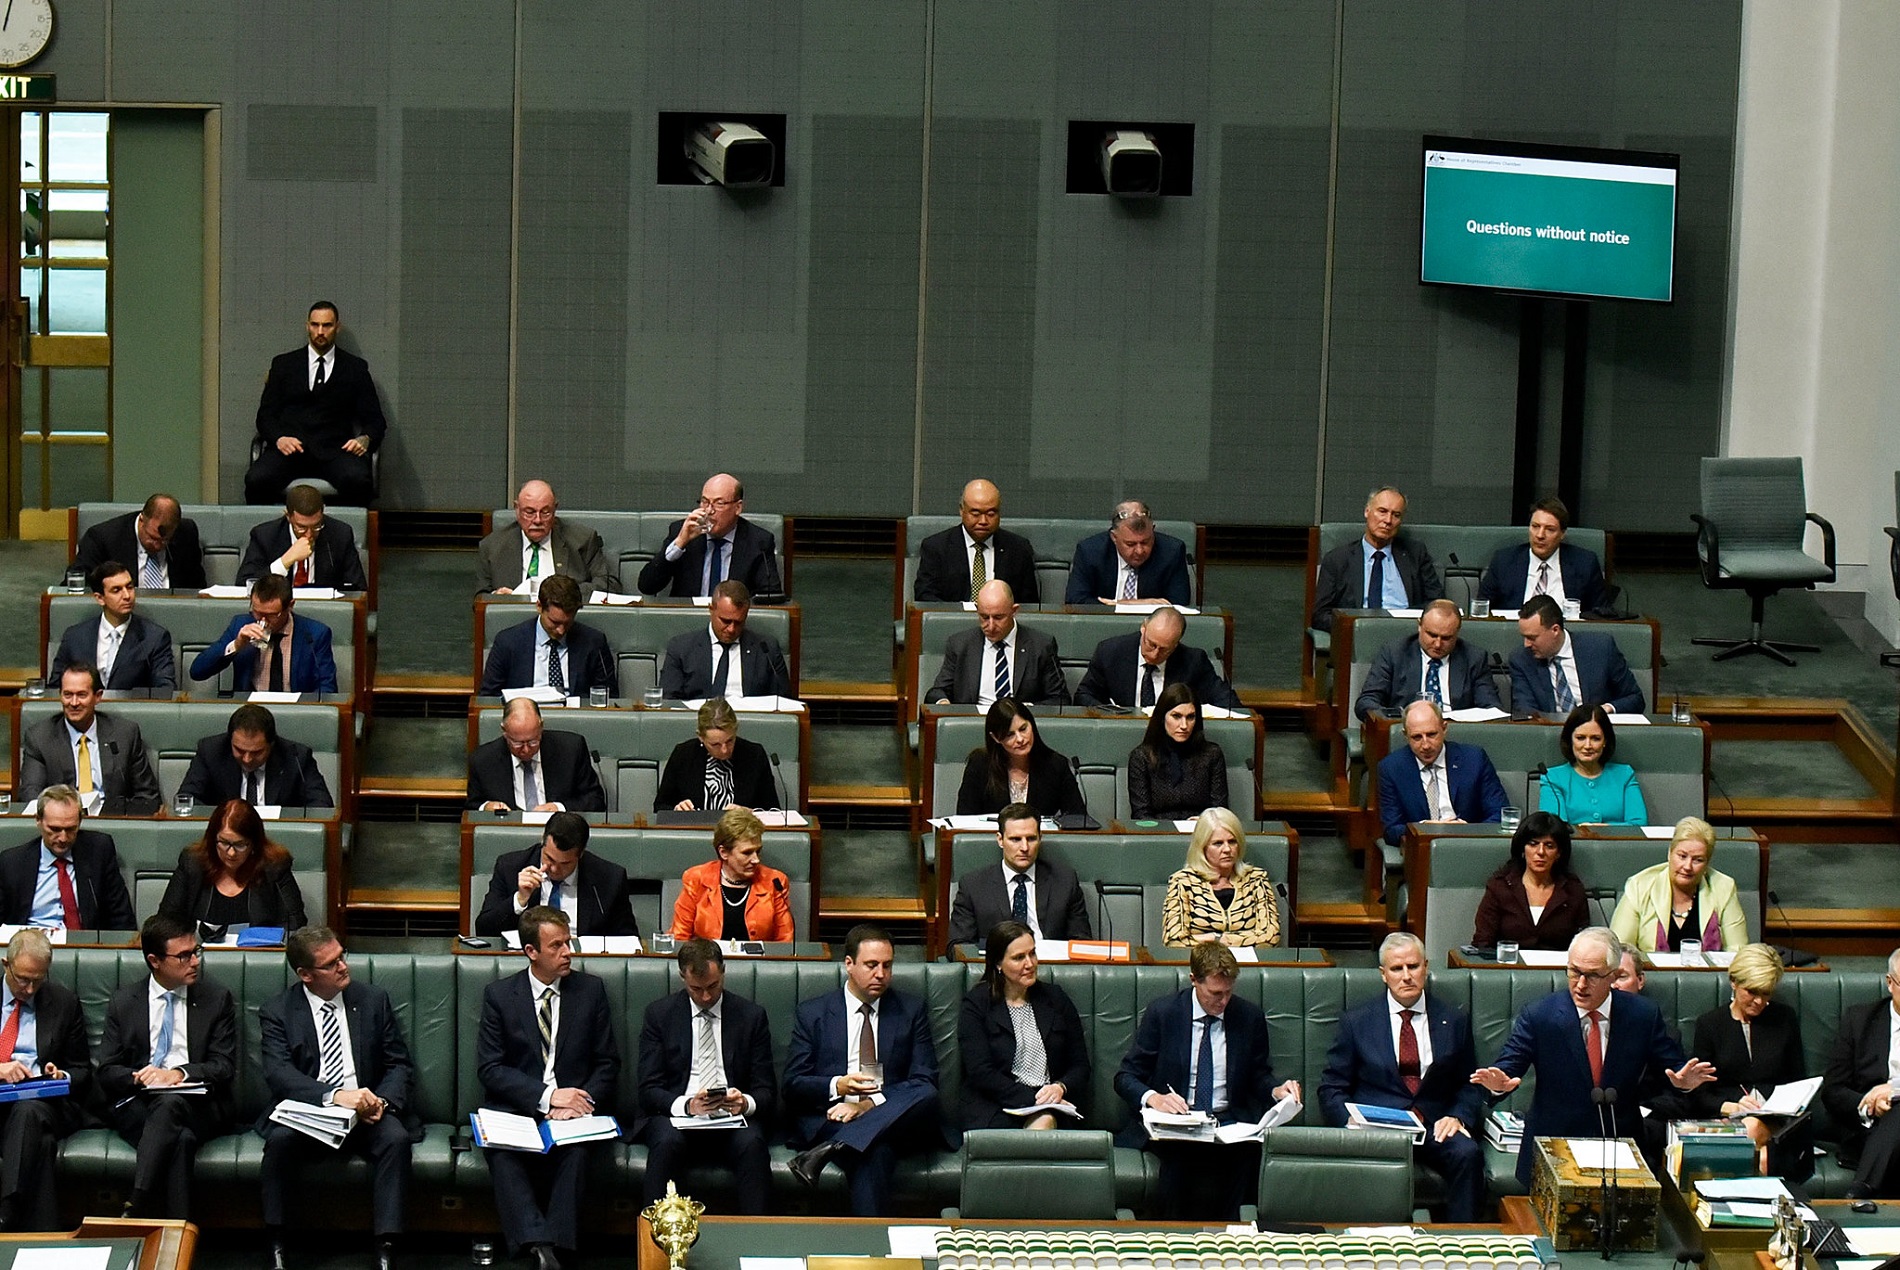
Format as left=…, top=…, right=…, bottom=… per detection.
left=943, top=803, right=1091, bottom=947
left=47, top=561, right=176, bottom=693
left=927, top=581, right=1068, bottom=708
left=659, top=581, right=792, bottom=700
left=475, top=479, right=617, bottom=596
left=1311, top=486, right=1444, bottom=633
left=16, top=665, right=161, bottom=813
left=1355, top=599, right=1502, bottom=722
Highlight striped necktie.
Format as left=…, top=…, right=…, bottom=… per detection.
left=319, top=1001, right=345, bottom=1083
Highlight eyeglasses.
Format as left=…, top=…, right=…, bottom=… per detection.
left=1566, top=967, right=1614, bottom=982
left=697, top=496, right=737, bottom=510
left=159, top=946, right=205, bottom=963
left=214, top=836, right=253, bottom=853
left=517, top=506, right=556, bottom=521
left=311, top=953, right=347, bottom=974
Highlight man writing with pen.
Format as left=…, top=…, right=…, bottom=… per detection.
left=0, top=928, right=91, bottom=1231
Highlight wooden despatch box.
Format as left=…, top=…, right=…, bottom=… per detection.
left=1529, top=1136, right=1661, bottom=1252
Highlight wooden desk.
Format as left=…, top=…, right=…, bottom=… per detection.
left=0, top=1219, right=196, bottom=1270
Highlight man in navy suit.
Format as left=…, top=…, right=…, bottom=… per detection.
left=943, top=803, right=1091, bottom=947
left=1116, top=942, right=1301, bottom=1221
left=1472, top=927, right=1715, bottom=1184
left=638, top=473, right=784, bottom=599
left=473, top=813, right=637, bottom=937
left=1355, top=600, right=1501, bottom=722
left=926, top=581, right=1068, bottom=707
left=1065, top=500, right=1192, bottom=606
left=659, top=581, right=792, bottom=701
left=1479, top=497, right=1611, bottom=617
left=1509, top=596, right=1644, bottom=716
left=914, top=478, right=1041, bottom=604
left=236, top=485, right=368, bottom=591
left=70, top=494, right=207, bottom=591
left=477, top=907, right=618, bottom=1270
left=1074, top=606, right=1242, bottom=709
left=479, top=576, right=616, bottom=699
left=0, top=928, right=92, bottom=1232
left=1376, top=700, right=1508, bottom=848
left=189, top=574, right=338, bottom=695
left=246, top=301, right=387, bottom=506
left=783, top=924, right=944, bottom=1216
left=636, top=939, right=776, bottom=1212
left=0, top=786, right=138, bottom=930
left=258, top=927, right=418, bottom=1270
left=465, top=701, right=606, bottom=814
left=1320, top=932, right=1487, bottom=1221
left=48, top=561, right=176, bottom=692
left=176, top=704, right=334, bottom=809
left=1311, top=486, right=1444, bottom=632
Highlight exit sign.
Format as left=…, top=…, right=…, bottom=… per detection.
left=0, top=74, right=54, bottom=102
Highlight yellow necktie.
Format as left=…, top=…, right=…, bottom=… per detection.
left=76, top=736, right=94, bottom=795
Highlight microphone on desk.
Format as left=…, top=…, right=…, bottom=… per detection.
left=1766, top=890, right=1819, bottom=967
left=1592, top=1086, right=1619, bottom=1260
left=1524, top=763, right=1548, bottom=814
left=1066, top=755, right=1099, bottom=830
left=1094, top=879, right=1142, bottom=948
left=770, top=752, right=791, bottom=813
left=1585, top=887, right=1620, bottom=927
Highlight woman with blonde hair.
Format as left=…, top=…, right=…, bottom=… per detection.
left=1688, top=943, right=1813, bottom=1181
left=1609, top=816, right=1748, bottom=953
left=1160, top=807, right=1281, bottom=947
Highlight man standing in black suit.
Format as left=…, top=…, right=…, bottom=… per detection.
left=473, top=813, right=638, bottom=938
left=636, top=939, right=776, bottom=1212
left=658, top=581, right=793, bottom=701
left=16, top=665, right=162, bottom=812
left=259, top=927, right=417, bottom=1270
left=944, top=803, right=1091, bottom=948
left=0, top=928, right=92, bottom=1232
left=1311, top=486, right=1443, bottom=632
left=48, top=562, right=176, bottom=692
left=914, top=478, right=1040, bottom=604
left=0, top=784, right=138, bottom=930
left=477, top=907, right=619, bottom=1270
left=466, top=700, right=607, bottom=813
left=236, top=486, right=368, bottom=591
left=1824, top=947, right=1900, bottom=1198
left=97, top=913, right=237, bottom=1219
left=71, top=493, right=207, bottom=592
left=1355, top=600, right=1502, bottom=723
left=478, top=576, right=617, bottom=700
left=177, top=704, right=334, bottom=809
left=246, top=301, right=387, bottom=506
left=927, top=581, right=1069, bottom=708
left=638, top=473, right=784, bottom=599
left=1074, top=606, right=1241, bottom=710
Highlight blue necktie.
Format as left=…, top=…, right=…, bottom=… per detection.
left=1425, top=658, right=1443, bottom=707
left=153, top=991, right=175, bottom=1066
left=704, top=537, right=725, bottom=596
left=549, top=879, right=564, bottom=909
left=1551, top=657, right=1575, bottom=711
left=993, top=640, right=1011, bottom=700
left=1366, top=549, right=1387, bottom=609
left=1193, top=1015, right=1217, bottom=1112
left=1011, top=873, right=1029, bottom=924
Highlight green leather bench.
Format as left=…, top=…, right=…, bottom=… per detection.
left=485, top=508, right=790, bottom=597
left=71, top=503, right=376, bottom=607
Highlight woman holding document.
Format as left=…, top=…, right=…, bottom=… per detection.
left=957, top=921, right=1091, bottom=1130
left=1688, top=943, right=1814, bottom=1182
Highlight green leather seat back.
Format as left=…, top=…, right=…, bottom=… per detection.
left=1256, top=1126, right=1414, bottom=1223
left=957, top=1129, right=1120, bottom=1219
left=476, top=600, right=798, bottom=702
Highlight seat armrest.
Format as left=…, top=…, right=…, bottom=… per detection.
left=1689, top=513, right=1721, bottom=583
left=1805, top=511, right=1838, bottom=576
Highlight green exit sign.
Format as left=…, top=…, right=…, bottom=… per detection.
left=0, top=74, right=54, bottom=102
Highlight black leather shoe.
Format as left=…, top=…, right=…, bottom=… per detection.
left=374, top=1241, right=396, bottom=1270
left=528, top=1244, right=561, bottom=1270
left=1846, top=1184, right=1875, bottom=1201
left=267, top=1240, right=289, bottom=1270
left=789, top=1140, right=842, bottom=1188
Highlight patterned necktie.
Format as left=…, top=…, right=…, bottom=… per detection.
left=1011, top=872, right=1029, bottom=924
left=992, top=640, right=1011, bottom=700
left=537, top=987, right=556, bottom=1068
left=54, top=858, right=80, bottom=929
left=76, top=736, right=94, bottom=796
left=1552, top=657, right=1575, bottom=711
left=1121, top=567, right=1137, bottom=600
left=141, top=553, right=164, bottom=590
left=520, top=759, right=540, bottom=809
left=1586, top=1009, right=1605, bottom=1086
left=1193, top=1016, right=1217, bottom=1111
left=1398, top=1009, right=1422, bottom=1095
left=970, top=542, right=986, bottom=599
left=712, top=642, right=733, bottom=696
left=527, top=543, right=541, bottom=580
left=319, top=1001, right=344, bottom=1083
left=313, top=354, right=327, bottom=388
left=1425, top=763, right=1446, bottom=820
left=696, top=1008, right=724, bottom=1088
left=857, top=1002, right=877, bottom=1070
left=154, top=991, right=175, bottom=1066
left=547, top=640, right=566, bottom=694
left=1425, top=658, right=1443, bottom=708
left=1366, top=549, right=1387, bottom=609
left=1535, top=562, right=1550, bottom=596
left=102, top=626, right=123, bottom=681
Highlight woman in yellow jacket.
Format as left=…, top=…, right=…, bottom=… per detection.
left=1609, top=815, right=1748, bottom=954
left=671, top=806, right=796, bottom=942
left=1160, top=807, right=1281, bottom=948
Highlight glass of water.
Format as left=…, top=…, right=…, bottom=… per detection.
left=0, top=793, right=11, bottom=817
left=172, top=793, right=195, bottom=817
left=1499, top=806, right=1522, bottom=831
left=643, top=685, right=664, bottom=708
left=1496, top=941, right=1520, bottom=965
left=1679, top=939, right=1704, bottom=965
left=1471, top=598, right=1492, bottom=619
left=1672, top=697, right=1692, bottom=724
left=589, top=686, right=609, bottom=708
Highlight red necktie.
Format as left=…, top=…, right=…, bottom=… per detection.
left=1398, top=1009, right=1422, bottom=1095
left=293, top=556, right=310, bottom=586
left=55, top=857, right=82, bottom=930
left=0, top=1001, right=20, bottom=1062
left=1586, top=1010, right=1605, bottom=1086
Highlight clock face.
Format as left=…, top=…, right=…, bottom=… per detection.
left=0, top=0, right=53, bottom=69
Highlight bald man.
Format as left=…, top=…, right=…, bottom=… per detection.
left=1073, top=606, right=1241, bottom=710
left=914, top=479, right=1041, bottom=604
left=638, top=473, right=784, bottom=599
left=476, top=480, right=617, bottom=596
left=927, top=581, right=1068, bottom=707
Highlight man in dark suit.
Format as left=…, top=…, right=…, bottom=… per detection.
left=914, top=478, right=1040, bottom=604
left=783, top=924, right=944, bottom=1216
left=1074, top=606, right=1242, bottom=710
left=473, top=813, right=637, bottom=937
left=1509, top=595, right=1645, bottom=715
left=97, top=913, right=238, bottom=1218
left=944, top=803, right=1091, bottom=947
left=0, top=785, right=138, bottom=930
left=176, top=704, right=334, bottom=809
left=477, top=907, right=619, bottom=1270
left=0, top=928, right=92, bottom=1232
left=16, top=665, right=162, bottom=812
left=1479, top=496, right=1611, bottom=617
left=479, top=576, right=616, bottom=699
left=71, top=494, right=207, bottom=591
left=1312, top=486, right=1443, bottom=632
left=48, top=561, right=176, bottom=692
left=1116, top=942, right=1302, bottom=1220
left=189, top=574, right=338, bottom=695
left=638, top=473, right=784, bottom=599
left=1822, top=948, right=1900, bottom=1198
left=636, top=939, right=776, bottom=1212
left=477, top=480, right=617, bottom=596
left=927, top=581, right=1068, bottom=707
left=1473, top=926, right=1714, bottom=1183
left=1319, top=932, right=1487, bottom=1221
left=466, top=700, right=607, bottom=813
left=1376, top=701, right=1508, bottom=848
left=236, top=486, right=368, bottom=591
left=659, top=581, right=792, bottom=701
left=1065, top=500, right=1192, bottom=606
left=1355, top=600, right=1502, bottom=722
left=258, top=927, right=418, bottom=1270
left=246, top=301, right=387, bottom=506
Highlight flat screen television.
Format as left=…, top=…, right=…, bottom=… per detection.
left=1419, top=135, right=1679, bottom=303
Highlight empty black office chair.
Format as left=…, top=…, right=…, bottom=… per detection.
left=1690, top=457, right=1835, bottom=666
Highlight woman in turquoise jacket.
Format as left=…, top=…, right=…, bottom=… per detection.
left=1539, top=704, right=1648, bottom=826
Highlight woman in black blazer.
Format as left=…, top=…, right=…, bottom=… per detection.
left=1126, top=682, right=1228, bottom=820
left=1689, top=943, right=1813, bottom=1182
left=654, top=697, right=781, bottom=811
left=1471, top=811, right=1590, bottom=952
left=158, top=798, right=307, bottom=935
left=954, top=698, right=1085, bottom=818
left=957, top=920, right=1091, bottom=1130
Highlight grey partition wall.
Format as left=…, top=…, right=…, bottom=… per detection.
left=475, top=599, right=799, bottom=701
left=71, top=503, right=375, bottom=604
left=485, top=509, right=788, bottom=596
left=60, top=815, right=332, bottom=931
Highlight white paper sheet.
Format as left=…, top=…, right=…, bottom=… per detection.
left=1646, top=950, right=1735, bottom=969
left=291, top=587, right=343, bottom=600
left=739, top=1259, right=806, bottom=1270
left=474, top=1108, right=546, bottom=1151
left=254, top=804, right=284, bottom=821
left=576, top=936, right=644, bottom=955
left=12, top=1248, right=113, bottom=1270
left=1640, top=825, right=1675, bottom=839
left=0, top=924, right=65, bottom=945
left=1515, top=950, right=1568, bottom=967
left=545, top=1114, right=620, bottom=1144
left=200, top=585, right=252, bottom=599
left=248, top=691, right=302, bottom=704
left=1388, top=608, right=1423, bottom=618
left=928, top=815, right=998, bottom=831
left=1445, top=707, right=1510, bottom=723
left=888, top=1228, right=951, bottom=1259
left=1845, top=1230, right=1900, bottom=1257
left=500, top=686, right=568, bottom=705
left=587, top=591, right=643, bottom=606
left=1743, top=1075, right=1822, bottom=1117
left=1230, top=947, right=1260, bottom=964
left=1695, top=1176, right=1793, bottom=1201
left=1003, top=1100, right=1082, bottom=1119
left=669, top=1114, right=747, bottom=1130
left=519, top=811, right=554, bottom=826
left=1569, top=1139, right=1640, bottom=1171
left=1113, top=602, right=1200, bottom=615
left=1034, top=940, right=1071, bottom=960
left=1607, top=713, right=1652, bottom=726
left=753, top=810, right=810, bottom=827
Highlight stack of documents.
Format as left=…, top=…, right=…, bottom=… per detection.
left=1141, top=1091, right=1301, bottom=1144
left=270, top=1099, right=357, bottom=1147
left=1346, top=1101, right=1426, bottom=1142
left=1488, top=1109, right=1525, bottom=1150
left=1003, top=1100, right=1082, bottom=1119
left=1691, top=1176, right=1800, bottom=1229
left=471, top=1108, right=620, bottom=1153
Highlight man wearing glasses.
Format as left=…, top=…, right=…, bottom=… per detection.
left=96, top=913, right=237, bottom=1218
left=0, top=928, right=91, bottom=1231
left=639, top=473, right=784, bottom=599
left=1471, top=926, right=1714, bottom=1183
left=1823, top=949, right=1900, bottom=1199
left=189, top=574, right=338, bottom=695
left=476, top=480, right=616, bottom=598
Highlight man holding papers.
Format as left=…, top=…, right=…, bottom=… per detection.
left=1823, top=945, right=1900, bottom=1200
left=258, top=926, right=419, bottom=1270
left=0, top=929, right=90, bottom=1232
left=96, top=913, right=237, bottom=1219
left=1319, top=932, right=1486, bottom=1221
left=476, top=907, right=619, bottom=1270
left=634, top=939, right=775, bottom=1213
left=1115, top=942, right=1301, bottom=1221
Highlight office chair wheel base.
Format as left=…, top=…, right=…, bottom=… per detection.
left=1691, top=635, right=1817, bottom=667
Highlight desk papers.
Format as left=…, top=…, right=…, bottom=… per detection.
left=500, top=687, right=569, bottom=706
left=587, top=591, right=642, bottom=606
left=1002, top=1100, right=1081, bottom=1119
left=11, top=1248, right=113, bottom=1270
left=1569, top=1138, right=1641, bottom=1172
left=247, top=692, right=302, bottom=704
left=1607, top=713, right=1651, bottom=726
left=669, top=1114, right=748, bottom=1130
left=887, top=1228, right=951, bottom=1259
left=1446, top=707, right=1510, bottom=723
left=575, top=936, right=644, bottom=955
left=270, top=1099, right=357, bottom=1147
left=1845, top=1229, right=1900, bottom=1257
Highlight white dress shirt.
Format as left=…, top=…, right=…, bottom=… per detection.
left=307, top=345, right=332, bottom=391
left=519, top=534, right=552, bottom=598
left=1576, top=1000, right=1610, bottom=1057
left=1417, top=755, right=1452, bottom=820
left=1131, top=651, right=1168, bottom=709
left=247, top=614, right=297, bottom=692
left=511, top=753, right=556, bottom=811
left=705, top=624, right=746, bottom=697
left=667, top=994, right=760, bottom=1117
left=831, top=987, right=887, bottom=1106
left=1549, top=631, right=1584, bottom=708
left=1186, top=1000, right=1231, bottom=1115
left=135, top=532, right=169, bottom=589
left=510, top=870, right=580, bottom=927
left=1524, top=552, right=1570, bottom=607
left=532, top=622, right=568, bottom=691
left=533, top=977, right=562, bottom=1112
left=96, top=616, right=128, bottom=682
left=64, top=718, right=102, bottom=796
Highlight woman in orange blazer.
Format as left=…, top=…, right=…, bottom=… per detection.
left=670, top=806, right=796, bottom=942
